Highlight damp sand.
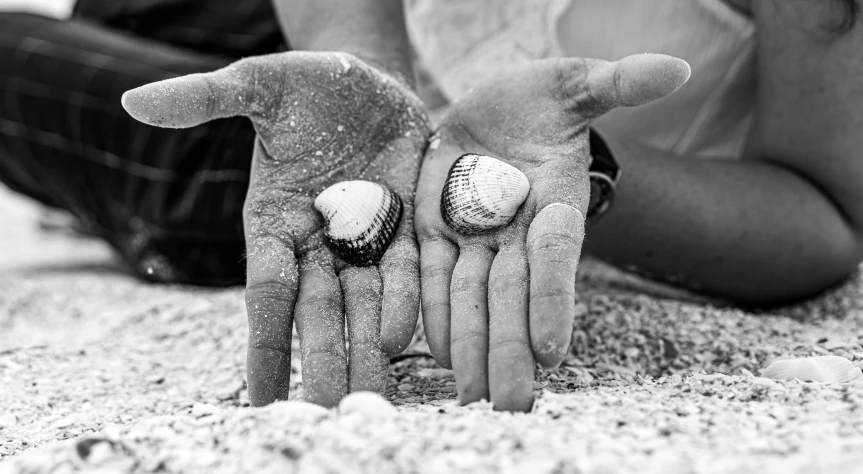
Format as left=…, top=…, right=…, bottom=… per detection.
left=1, top=186, right=863, bottom=473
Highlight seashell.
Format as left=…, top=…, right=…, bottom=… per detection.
left=440, top=154, right=530, bottom=234
left=338, top=391, right=398, bottom=419
left=314, top=180, right=402, bottom=267
left=761, top=356, right=863, bottom=383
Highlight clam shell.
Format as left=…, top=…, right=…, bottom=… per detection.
left=441, top=154, right=530, bottom=234
left=761, top=356, right=863, bottom=383
left=314, top=180, right=402, bottom=267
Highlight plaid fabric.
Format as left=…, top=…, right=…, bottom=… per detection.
left=0, top=3, right=283, bottom=285
left=73, top=0, right=287, bottom=57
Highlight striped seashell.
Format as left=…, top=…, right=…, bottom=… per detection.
left=441, top=154, right=530, bottom=234
left=314, top=180, right=403, bottom=267
left=761, top=356, right=863, bottom=383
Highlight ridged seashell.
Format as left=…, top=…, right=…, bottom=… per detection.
left=314, top=180, right=402, bottom=267
left=761, top=356, right=863, bottom=383
left=441, top=154, right=530, bottom=234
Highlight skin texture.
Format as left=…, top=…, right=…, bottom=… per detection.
left=272, top=0, right=414, bottom=85
left=122, top=52, right=429, bottom=407
left=414, top=54, right=690, bottom=411
left=582, top=0, right=863, bottom=305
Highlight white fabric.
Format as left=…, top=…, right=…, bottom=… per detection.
left=406, top=0, right=756, bottom=158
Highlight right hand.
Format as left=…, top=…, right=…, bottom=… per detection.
left=122, top=51, right=430, bottom=407
left=414, top=54, right=690, bottom=410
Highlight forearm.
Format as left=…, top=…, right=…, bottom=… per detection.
left=584, top=139, right=863, bottom=305
left=272, top=0, right=414, bottom=84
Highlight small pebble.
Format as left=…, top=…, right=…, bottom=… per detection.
left=84, top=441, right=116, bottom=464
left=268, top=401, right=330, bottom=421
left=397, top=384, right=415, bottom=391
left=0, top=413, right=17, bottom=428
left=50, top=414, right=78, bottom=430
left=751, top=377, right=780, bottom=389
left=417, top=368, right=454, bottom=379
left=339, top=391, right=398, bottom=418
left=191, top=403, right=218, bottom=418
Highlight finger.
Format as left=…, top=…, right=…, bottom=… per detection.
left=245, top=236, right=300, bottom=407
left=488, top=246, right=534, bottom=412
left=340, top=266, right=387, bottom=394
left=419, top=236, right=459, bottom=369
left=450, top=245, right=495, bottom=405
left=526, top=203, right=586, bottom=368
left=379, top=234, right=421, bottom=354
left=294, top=250, right=348, bottom=408
left=121, top=60, right=250, bottom=128
left=371, top=133, right=427, bottom=355
left=559, top=54, right=691, bottom=119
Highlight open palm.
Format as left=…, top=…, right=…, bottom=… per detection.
left=123, top=52, right=429, bottom=407
left=415, top=54, right=690, bottom=411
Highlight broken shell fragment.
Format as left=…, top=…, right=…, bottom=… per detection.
left=314, top=180, right=403, bottom=267
left=441, top=154, right=530, bottom=234
left=762, top=355, right=863, bottom=383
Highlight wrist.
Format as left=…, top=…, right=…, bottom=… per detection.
left=587, top=128, right=621, bottom=223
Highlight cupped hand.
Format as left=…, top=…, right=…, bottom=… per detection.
left=122, top=52, right=429, bottom=407
left=415, top=54, right=690, bottom=411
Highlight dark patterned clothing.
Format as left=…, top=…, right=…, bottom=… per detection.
left=0, top=1, right=285, bottom=285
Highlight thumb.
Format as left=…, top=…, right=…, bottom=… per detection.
left=121, top=61, right=250, bottom=129
left=571, top=53, right=691, bottom=119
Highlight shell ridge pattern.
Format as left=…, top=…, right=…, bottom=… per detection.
left=440, top=153, right=530, bottom=234
left=314, top=180, right=403, bottom=266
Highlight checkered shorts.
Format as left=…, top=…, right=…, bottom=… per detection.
left=0, top=1, right=286, bottom=285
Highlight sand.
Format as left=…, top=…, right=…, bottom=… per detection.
left=1, top=184, right=863, bottom=473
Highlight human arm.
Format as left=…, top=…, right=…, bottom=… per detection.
left=272, top=0, right=414, bottom=83
left=584, top=0, right=863, bottom=305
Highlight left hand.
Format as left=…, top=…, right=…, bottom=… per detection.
left=415, top=54, right=690, bottom=411
left=122, top=51, right=429, bottom=407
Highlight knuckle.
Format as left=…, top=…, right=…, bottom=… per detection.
left=380, top=239, right=419, bottom=270
left=529, top=232, right=580, bottom=253
left=415, top=210, right=448, bottom=237
left=488, top=338, right=530, bottom=355
left=296, top=294, right=343, bottom=314
left=248, top=342, right=290, bottom=355
left=245, top=281, right=294, bottom=303
left=421, top=300, right=450, bottom=316
left=532, top=286, right=574, bottom=301
left=303, top=348, right=347, bottom=361
left=450, top=260, right=489, bottom=293
left=451, top=329, right=487, bottom=347
left=450, top=276, right=486, bottom=295
left=200, top=75, right=219, bottom=119
left=422, top=260, right=454, bottom=280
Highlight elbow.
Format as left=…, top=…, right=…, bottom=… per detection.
left=728, top=236, right=863, bottom=309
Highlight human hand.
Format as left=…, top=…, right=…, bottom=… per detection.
left=122, top=52, right=429, bottom=407
left=415, top=54, right=690, bottom=411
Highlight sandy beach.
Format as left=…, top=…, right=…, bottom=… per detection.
left=1, top=182, right=863, bottom=473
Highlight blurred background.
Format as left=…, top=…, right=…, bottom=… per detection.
left=0, top=0, right=75, bottom=18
